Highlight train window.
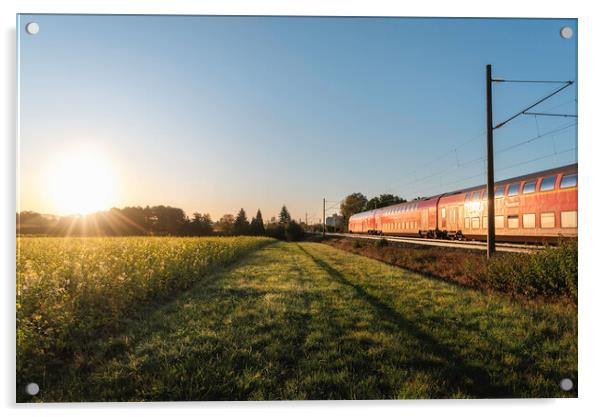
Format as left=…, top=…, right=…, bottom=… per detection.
left=539, top=175, right=557, bottom=192
left=523, top=213, right=535, bottom=228
left=465, top=193, right=471, bottom=201
left=471, top=217, right=480, bottom=229
left=507, top=215, right=519, bottom=229
left=482, top=190, right=487, bottom=200
left=464, top=218, right=470, bottom=229
left=441, top=207, right=446, bottom=218
left=560, top=174, right=577, bottom=189
left=495, top=186, right=505, bottom=198
left=541, top=212, right=555, bottom=228
left=495, top=215, right=504, bottom=228
left=507, top=183, right=520, bottom=196
left=561, top=211, right=577, bottom=228
left=522, top=180, right=536, bottom=194
left=483, top=216, right=487, bottom=229
left=472, top=191, right=481, bottom=200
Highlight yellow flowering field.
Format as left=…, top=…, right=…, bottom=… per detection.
left=16, top=236, right=273, bottom=390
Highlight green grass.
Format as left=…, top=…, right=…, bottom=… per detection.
left=28, top=241, right=577, bottom=401
left=16, top=236, right=274, bottom=399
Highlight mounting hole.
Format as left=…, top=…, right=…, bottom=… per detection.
left=560, top=26, right=573, bottom=39
left=25, top=22, right=40, bottom=35
left=25, top=382, right=40, bottom=396
left=560, top=378, right=574, bottom=391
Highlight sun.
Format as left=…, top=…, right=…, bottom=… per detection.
left=47, top=149, right=116, bottom=215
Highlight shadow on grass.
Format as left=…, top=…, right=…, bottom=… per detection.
left=326, top=239, right=484, bottom=292
left=50, top=243, right=316, bottom=402
left=296, top=243, right=512, bottom=398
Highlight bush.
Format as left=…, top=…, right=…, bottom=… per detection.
left=285, top=221, right=305, bottom=242
left=265, top=223, right=286, bottom=240
left=486, top=239, right=577, bottom=302
left=265, top=221, right=305, bottom=242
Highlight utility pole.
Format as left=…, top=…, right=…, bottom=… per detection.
left=486, top=64, right=496, bottom=258
left=322, top=198, right=326, bottom=238
left=483, top=65, right=574, bottom=258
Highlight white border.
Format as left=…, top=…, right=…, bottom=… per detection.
left=2, top=1, right=600, bottom=416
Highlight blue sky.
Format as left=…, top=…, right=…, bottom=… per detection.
left=18, top=15, right=577, bottom=221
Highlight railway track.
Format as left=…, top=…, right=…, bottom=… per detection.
left=325, top=232, right=544, bottom=253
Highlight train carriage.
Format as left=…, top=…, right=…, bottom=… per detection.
left=348, top=164, right=577, bottom=243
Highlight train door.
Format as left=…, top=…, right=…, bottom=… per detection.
left=421, top=209, right=428, bottom=231
left=429, top=207, right=436, bottom=229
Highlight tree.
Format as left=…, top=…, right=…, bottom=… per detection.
left=340, top=193, right=368, bottom=231
left=215, top=214, right=235, bottom=234
left=279, top=205, right=292, bottom=224
left=16, top=211, right=55, bottom=235
left=249, top=209, right=266, bottom=235
left=366, top=194, right=406, bottom=209
left=233, top=208, right=250, bottom=235
left=186, top=212, right=213, bottom=236
left=148, top=205, right=187, bottom=235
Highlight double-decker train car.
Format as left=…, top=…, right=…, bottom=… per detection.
left=348, top=164, right=577, bottom=242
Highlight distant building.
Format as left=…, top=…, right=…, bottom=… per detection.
left=326, top=214, right=343, bottom=228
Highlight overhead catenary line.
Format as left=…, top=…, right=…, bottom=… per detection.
left=493, top=81, right=574, bottom=129
left=401, top=146, right=576, bottom=199
left=495, top=147, right=576, bottom=173
left=395, top=120, right=574, bottom=197
left=380, top=130, right=486, bottom=195
left=323, top=83, right=576, bottom=218
left=400, top=119, right=575, bottom=197
left=491, top=79, right=573, bottom=84
left=523, top=112, right=577, bottom=118
left=496, top=122, right=576, bottom=155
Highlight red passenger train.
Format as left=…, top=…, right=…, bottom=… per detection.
left=348, top=164, right=577, bottom=242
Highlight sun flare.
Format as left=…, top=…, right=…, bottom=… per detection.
left=48, top=150, right=116, bottom=215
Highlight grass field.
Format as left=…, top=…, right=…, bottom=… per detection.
left=20, top=240, right=577, bottom=401
left=16, top=236, right=273, bottom=400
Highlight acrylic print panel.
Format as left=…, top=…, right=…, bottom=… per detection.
left=16, top=14, right=577, bottom=402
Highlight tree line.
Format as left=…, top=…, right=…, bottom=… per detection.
left=16, top=205, right=305, bottom=241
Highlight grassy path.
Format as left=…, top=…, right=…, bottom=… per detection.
left=41, top=242, right=576, bottom=401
